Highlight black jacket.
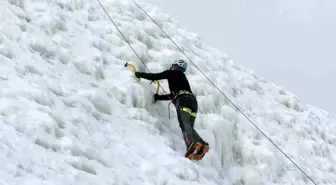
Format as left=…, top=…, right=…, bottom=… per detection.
left=136, top=70, right=194, bottom=101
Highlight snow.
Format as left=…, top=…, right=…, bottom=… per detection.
left=0, top=0, right=335, bottom=184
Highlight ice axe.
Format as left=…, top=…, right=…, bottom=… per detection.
left=124, top=62, right=140, bottom=82
left=124, top=62, right=161, bottom=104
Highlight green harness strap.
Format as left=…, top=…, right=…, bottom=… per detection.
left=180, top=107, right=197, bottom=117
left=176, top=90, right=197, bottom=117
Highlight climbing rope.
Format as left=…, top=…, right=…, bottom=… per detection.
left=96, top=0, right=174, bottom=101
left=133, top=2, right=317, bottom=185
left=96, top=0, right=317, bottom=184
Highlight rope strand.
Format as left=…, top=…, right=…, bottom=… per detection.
left=96, top=0, right=175, bottom=102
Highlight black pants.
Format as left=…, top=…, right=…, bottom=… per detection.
left=174, top=95, right=202, bottom=146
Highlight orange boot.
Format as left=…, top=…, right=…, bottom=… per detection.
left=185, top=141, right=210, bottom=160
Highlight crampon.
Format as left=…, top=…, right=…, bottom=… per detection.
left=185, top=141, right=210, bottom=160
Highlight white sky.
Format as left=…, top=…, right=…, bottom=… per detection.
left=140, top=0, right=336, bottom=117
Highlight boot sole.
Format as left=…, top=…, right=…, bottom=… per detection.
left=185, top=142, right=201, bottom=159
left=186, top=142, right=209, bottom=160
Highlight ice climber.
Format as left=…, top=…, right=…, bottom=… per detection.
left=134, top=59, right=210, bottom=160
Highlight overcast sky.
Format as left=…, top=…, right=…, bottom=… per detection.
left=140, top=0, right=336, bottom=116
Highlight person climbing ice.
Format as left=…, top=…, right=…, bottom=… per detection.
left=135, top=59, right=210, bottom=160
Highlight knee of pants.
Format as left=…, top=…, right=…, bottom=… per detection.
left=177, top=109, right=192, bottom=131
left=190, top=116, right=196, bottom=128
left=179, top=122, right=185, bottom=132
left=177, top=110, right=184, bottom=131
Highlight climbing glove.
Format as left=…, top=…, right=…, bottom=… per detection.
left=153, top=93, right=160, bottom=102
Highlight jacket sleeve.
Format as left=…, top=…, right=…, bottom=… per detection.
left=137, top=70, right=170, bottom=81
left=156, top=94, right=173, bottom=101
